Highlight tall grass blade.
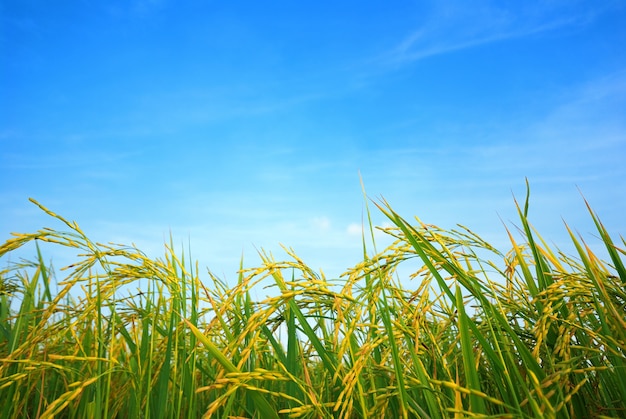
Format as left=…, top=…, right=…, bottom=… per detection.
left=0, top=189, right=624, bottom=417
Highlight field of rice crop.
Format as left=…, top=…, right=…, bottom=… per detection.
left=1, top=186, right=625, bottom=418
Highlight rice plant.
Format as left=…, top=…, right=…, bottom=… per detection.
left=1, top=186, right=624, bottom=418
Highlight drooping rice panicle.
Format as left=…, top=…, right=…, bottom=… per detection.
left=1, top=187, right=624, bottom=418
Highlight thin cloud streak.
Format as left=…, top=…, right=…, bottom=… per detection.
left=384, top=1, right=616, bottom=65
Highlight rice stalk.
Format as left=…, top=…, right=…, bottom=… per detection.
left=0, top=189, right=624, bottom=418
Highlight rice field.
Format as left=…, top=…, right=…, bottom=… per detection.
left=1, top=186, right=625, bottom=418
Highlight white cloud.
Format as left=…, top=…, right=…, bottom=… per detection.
left=384, top=1, right=617, bottom=65
left=346, top=223, right=362, bottom=236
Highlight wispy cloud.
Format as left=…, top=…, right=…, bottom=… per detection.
left=384, top=1, right=619, bottom=65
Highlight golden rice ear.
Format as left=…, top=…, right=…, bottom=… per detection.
left=1, top=190, right=624, bottom=418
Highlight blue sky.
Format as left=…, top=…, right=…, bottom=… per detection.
left=2, top=1, right=625, bottom=282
